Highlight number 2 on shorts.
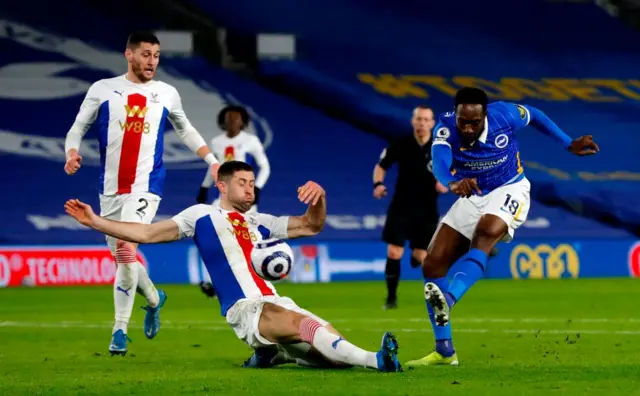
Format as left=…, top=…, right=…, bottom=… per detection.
left=136, top=198, right=149, bottom=218
left=502, top=193, right=520, bottom=216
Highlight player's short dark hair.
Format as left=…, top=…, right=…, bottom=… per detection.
left=218, top=161, right=254, bottom=183
left=217, top=105, right=250, bottom=130
left=126, top=31, right=160, bottom=49
left=455, top=87, right=488, bottom=111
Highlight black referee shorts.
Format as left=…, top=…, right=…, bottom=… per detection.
left=382, top=207, right=439, bottom=251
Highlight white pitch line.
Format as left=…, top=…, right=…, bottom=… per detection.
left=331, top=317, right=640, bottom=324
left=1, top=321, right=639, bottom=335
left=12, top=317, right=637, bottom=326
left=168, top=317, right=640, bottom=324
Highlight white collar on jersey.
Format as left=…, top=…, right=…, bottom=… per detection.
left=473, top=117, right=489, bottom=145
left=122, top=74, right=155, bottom=86
left=224, top=130, right=246, bottom=137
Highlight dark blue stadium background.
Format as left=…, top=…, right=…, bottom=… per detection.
left=1, top=0, right=639, bottom=287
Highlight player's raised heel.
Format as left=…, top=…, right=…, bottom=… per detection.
left=142, top=289, right=167, bottom=339
left=424, top=282, right=450, bottom=326
left=376, top=332, right=402, bottom=372
left=109, top=329, right=131, bottom=356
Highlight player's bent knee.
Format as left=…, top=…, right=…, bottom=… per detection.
left=259, top=303, right=304, bottom=344
left=387, top=245, right=404, bottom=260
left=115, top=239, right=138, bottom=251
left=115, top=244, right=137, bottom=265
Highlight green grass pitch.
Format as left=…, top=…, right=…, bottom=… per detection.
left=1, top=279, right=639, bottom=395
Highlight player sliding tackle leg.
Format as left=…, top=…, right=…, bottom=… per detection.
left=406, top=87, right=599, bottom=367
left=64, top=161, right=402, bottom=372
left=240, top=302, right=401, bottom=371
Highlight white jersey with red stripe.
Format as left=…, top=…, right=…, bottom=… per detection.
left=211, top=131, right=263, bottom=163
left=70, top=75, right=201, bottom=197
left=172, top=204, right=289, bottom=316
left=202, top=131, right=271, bottom=189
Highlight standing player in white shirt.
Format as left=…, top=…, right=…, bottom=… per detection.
left=63, top=31, right=220, bottom=355
left=197, top=105, right=271, bottom=213
left=64, top=161, right=402, bottom=373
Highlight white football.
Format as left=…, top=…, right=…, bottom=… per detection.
left=250, top=240, right=294, bottom=281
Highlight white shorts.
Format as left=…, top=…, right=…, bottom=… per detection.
left=99, top=192, right=161, bottom=253
left=226, top=295, right=329, bottom=349
left=441, top=177, right=531, bottom=243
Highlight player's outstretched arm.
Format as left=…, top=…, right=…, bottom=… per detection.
left=64, top=199, right=180, bottom=244
left=285, top=181, right=327, bottom=239
left=526, top=106, right=599, bottom=156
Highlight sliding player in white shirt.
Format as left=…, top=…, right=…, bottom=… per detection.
left=197, top=105, right=271, bottom=213
left=63, top=31, right=220, bottom=355
left=64, top=161, right=401, bottom=372
left=197, top=106, right=271, bottom=298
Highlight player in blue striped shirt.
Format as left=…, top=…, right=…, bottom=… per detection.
left=406, top=88, right=599, bottom=367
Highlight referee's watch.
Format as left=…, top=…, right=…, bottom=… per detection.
left=373, top=181, right=384, bottom=189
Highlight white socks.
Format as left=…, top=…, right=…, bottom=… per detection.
left=112, top=246, right=160, bottom=335
left=299, top=318, right=378, bottom=369
left=113, top=268, right=137, bottom=334
left=113, top=247, right=138, bottom=334
left=136, top=262, right=159, bottom=308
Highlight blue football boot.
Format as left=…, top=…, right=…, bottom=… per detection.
left=243, top=347, right=279, bottom=368
left=376, top=332, right=402, bottom=372
left=109, top=329, right=131, bottom=356
left=141, top=289, right=167, bottom=339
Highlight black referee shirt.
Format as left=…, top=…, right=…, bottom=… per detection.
left=378, top=134, right=439, bottom=215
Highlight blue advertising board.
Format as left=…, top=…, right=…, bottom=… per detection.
left=1, top=238, right=638, bottom=288
left=287, top=239, right=640, bottom=282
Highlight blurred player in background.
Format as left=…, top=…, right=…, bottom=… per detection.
left=406, top=88, right=599, bottom=367
left=65, top=161, right=402, bottom=373
left=197, top=105, right=271, bottom=213
left=373, top=105, right=447, bottom=310
left=63, top=30, right=219, bottom=355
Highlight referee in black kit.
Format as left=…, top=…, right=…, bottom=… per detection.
left=373, top=105, right=448, bottom=310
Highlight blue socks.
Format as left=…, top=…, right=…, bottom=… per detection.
left=423, top=277, right=454, bottom=357
left=424, top=248, right=489, bottom=358
left=448, top=248, right=488, bottom=302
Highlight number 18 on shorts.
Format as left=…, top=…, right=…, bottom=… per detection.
left=441, top=178, right=531, bottom=242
